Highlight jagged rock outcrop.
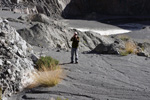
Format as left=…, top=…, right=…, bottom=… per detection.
left=17, top=14, right=103, bottom=51
left=0, top=17, right=35, bottom=99
left=91, top=36, right=125, bottom=54
left=62, top=0, right=150, bottom=19
left=0, top=0, right=70, bottom=18
left=91, top=35, right=150, bottom=57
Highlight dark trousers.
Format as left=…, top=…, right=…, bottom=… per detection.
left=71, top=48, right=78, bottom=62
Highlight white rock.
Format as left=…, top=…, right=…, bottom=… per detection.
left=7, top=69, right=12, bottom=74
left=0, top=59, right=3, bottom=66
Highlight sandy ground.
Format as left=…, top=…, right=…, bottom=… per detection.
left=8, top=46, right=150, bottom=100
left=0, top=11, right=25, bottom=19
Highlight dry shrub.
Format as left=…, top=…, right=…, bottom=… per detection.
left=125, top=41, right=137, bottom=54
left=119, top=41, right=138, bottom=56
left=28, top=66, right=63, bottom=88
left=27, top=56, right=63, bottom=88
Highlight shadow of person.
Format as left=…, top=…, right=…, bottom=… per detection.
left=59, top=62, right=73, bottom=65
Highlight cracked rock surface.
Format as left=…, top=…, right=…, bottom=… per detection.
left=9, top=47, right=150, bottom=100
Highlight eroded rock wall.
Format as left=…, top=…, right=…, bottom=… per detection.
left=62, top=0, right=150, bottom=19
left=0, top=18, right=34, bottom=99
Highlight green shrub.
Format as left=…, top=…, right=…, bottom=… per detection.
left=36, top=56, right=59, bottom=70
left=56, top=97, right=69, bottom=100
left=119, top=51, right=129, bottom=56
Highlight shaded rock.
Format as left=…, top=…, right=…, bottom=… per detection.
left=30, top=54, right=38, bottom=64
left=137, top=51, right=149, bottom=57
left=63, top=0, right=150, bottom=19
left=91, top=36, right=125, bottom=54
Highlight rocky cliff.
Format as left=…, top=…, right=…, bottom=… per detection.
left=0, top=0, right=70, bottom=18
left=1, top=0, right=150, bottom=19
left=0, top=17, right=35, bottom=99
left=63, top=0, right=150, bottom=19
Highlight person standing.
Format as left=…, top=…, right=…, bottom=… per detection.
left=70, top=32, right=79, bottom=64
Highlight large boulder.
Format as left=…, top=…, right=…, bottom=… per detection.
left=18, top=14, right=50, bottom=24
left=91, top=36, right=125, bottom=54
left=0, top=17, right=34, bottom=99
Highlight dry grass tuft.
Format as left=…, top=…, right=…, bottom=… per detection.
left=28, top=65, right=63, bottom=88
left=119, top=41, right=137, bottom=56
left=26, top=56, right=64, bottom=88
left=125, top=41, right=137, bottom=54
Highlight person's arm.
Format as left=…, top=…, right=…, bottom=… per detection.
left=70, top=36, right=74, bottom=41
left=76, top=37, right=79, bottom=42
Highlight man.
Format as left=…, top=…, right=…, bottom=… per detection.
left=70, top=32, right=79, bottom=64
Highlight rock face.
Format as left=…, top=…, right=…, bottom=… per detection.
left=17, top=14, right=103, bottom=52
left=62, top=0, right=150, bottom=19
left=0, top=0, right=70, bottom=18
left=1, top=0, right=150, bottom=19
left=91, top=36, right=125, bottom=54
left=0, top=17, right=34, bottom=99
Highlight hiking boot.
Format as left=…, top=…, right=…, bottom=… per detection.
left=75, top=61, right=78, bottom=64
left=70, top=61, right=74, bottom=63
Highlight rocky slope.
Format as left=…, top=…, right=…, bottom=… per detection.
left=16, top=14, right=104, bottom=52
left=1, top=0, right=150, bottom=20
left=5, top=13, right=150, bottom=57
left=0, top=0, right=70, bottom=18
left=0, top=17, right=35, bottom=99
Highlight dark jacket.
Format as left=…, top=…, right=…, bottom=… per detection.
left=71, top=36, right=79, bottom=48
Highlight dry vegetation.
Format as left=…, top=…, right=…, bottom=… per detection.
left=27, top=56, right=63, bottom=88
left=117, top=34, right=130, bottom=41
left=49, top=97, right=69, bottom=100
left=119, top=41, right=138, bottom=56
left=125, top=41, right=137, bottom=54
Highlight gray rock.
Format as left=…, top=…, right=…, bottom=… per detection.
left=0, top=17, right=35, bottom=99
left=30, top=54, right=38, bottom=64
left=92, top=36, right=124, bottom=54
left=17, top=20, right=103, bottom=52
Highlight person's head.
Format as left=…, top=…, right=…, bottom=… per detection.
left=74, top=32, right=78, bottom=36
